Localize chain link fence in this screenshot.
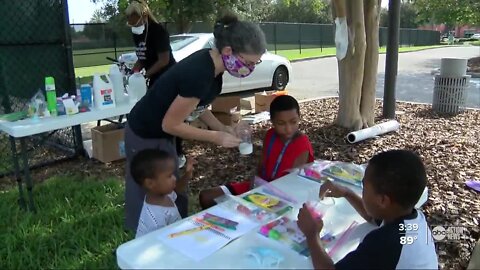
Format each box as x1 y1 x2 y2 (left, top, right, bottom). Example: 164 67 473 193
72 21 441 68
0 0 80 177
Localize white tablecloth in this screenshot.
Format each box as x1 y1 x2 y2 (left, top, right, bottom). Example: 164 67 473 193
116 172 428 269
0 103 134 138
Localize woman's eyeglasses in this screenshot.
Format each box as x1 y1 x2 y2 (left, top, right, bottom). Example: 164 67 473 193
237 54 262 68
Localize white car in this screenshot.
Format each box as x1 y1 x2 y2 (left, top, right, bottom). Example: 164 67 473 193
471 33 480 40
119 33 292 94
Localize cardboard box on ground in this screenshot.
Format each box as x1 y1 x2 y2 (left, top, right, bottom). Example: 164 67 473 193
210 96 246 126
92 123 126 163
192 91 288 127
254 90 288 113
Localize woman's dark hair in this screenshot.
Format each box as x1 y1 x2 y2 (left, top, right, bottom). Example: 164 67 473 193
213 13 267 55
269 95 300 120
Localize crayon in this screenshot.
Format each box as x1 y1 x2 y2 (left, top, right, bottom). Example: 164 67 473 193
168 225 210 238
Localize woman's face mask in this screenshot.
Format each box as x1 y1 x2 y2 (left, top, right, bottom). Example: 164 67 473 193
221 53 258 78
131 24 145 35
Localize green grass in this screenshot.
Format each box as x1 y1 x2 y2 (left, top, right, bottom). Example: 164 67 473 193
276 47 337 60
472 41 480 46
73 47 133 68
0 173 202 269
75 65 110 78
0 176 131 269
277 44 447 61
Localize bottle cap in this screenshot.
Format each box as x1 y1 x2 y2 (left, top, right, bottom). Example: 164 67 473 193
45 76 55 85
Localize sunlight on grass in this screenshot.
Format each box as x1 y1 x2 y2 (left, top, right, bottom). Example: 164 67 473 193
74 65 110 78
0 175 131 269
276 45 446 61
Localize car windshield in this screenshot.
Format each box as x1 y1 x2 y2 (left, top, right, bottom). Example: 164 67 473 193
170 36 198 51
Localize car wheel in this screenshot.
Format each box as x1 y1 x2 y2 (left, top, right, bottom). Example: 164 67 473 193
271 66 289 90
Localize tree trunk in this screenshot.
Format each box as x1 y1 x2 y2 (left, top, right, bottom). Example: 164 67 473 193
333 0 381 131
335 0 366 131
360 0 381 128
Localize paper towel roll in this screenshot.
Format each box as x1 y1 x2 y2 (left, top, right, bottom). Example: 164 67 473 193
346 120 400 144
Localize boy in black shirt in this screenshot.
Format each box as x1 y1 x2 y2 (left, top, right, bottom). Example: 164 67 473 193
298 150 438 269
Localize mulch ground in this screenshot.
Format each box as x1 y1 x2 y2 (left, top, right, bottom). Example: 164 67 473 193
468 56 480 73
1 98 479 269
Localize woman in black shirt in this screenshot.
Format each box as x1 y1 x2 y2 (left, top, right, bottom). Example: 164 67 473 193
125 0 175 88
124 13 267 232
126 0 186 168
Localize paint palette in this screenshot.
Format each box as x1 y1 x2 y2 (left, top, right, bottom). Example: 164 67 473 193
299 160 365 188
321 162 365 187
258 216 345 257
242 192 293 216
219 195 279 223
258 216 310 257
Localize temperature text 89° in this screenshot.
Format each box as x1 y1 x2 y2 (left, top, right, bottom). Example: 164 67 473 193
400 236 418 245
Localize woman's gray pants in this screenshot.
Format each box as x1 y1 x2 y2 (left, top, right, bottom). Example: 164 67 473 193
124 123 188 232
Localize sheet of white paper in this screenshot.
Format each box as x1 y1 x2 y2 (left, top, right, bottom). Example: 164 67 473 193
158 205 259 261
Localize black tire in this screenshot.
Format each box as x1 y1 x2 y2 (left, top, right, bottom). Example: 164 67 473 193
271 66 289 90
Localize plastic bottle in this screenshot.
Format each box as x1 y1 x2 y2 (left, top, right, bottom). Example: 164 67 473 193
56 98 66 116
92 73 116 110
127 71 147 103
109 64 128 105
80 84 93 108
235 121 253 155
45 76 57 116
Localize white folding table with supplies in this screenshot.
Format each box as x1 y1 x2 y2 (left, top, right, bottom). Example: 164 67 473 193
0 102 134 212
115 170 429 269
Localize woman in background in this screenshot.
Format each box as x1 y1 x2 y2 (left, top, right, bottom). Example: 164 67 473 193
125 0 186 168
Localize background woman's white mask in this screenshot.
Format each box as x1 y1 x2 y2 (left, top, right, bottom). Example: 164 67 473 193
131 24 145 35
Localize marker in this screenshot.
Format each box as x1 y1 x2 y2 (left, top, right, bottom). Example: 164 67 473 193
168 225 210 238
193 217 226 232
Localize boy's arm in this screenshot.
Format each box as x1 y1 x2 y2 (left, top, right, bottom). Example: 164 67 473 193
321 181 375 224
174 171 191 194
292 151 311 168
306 235 335 269
175 158 196 194
344 189 375 224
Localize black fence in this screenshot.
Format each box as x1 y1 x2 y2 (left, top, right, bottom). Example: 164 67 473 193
0 0 80 177
71 21 441 68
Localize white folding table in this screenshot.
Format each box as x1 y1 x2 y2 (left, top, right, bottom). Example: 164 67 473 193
0 103 134 211
116 172 429 269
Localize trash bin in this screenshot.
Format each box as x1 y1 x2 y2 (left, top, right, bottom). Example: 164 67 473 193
432 75 470 114
432 58 470 115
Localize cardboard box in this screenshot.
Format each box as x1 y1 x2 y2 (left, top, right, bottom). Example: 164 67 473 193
240 98 254 110
190 119 209 130
213 111 241 126
255 91 277 113
211 96 241 114
92 124 125 163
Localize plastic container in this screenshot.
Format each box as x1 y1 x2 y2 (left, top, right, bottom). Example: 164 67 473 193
127 72 147 103
109 64 128 105
80 84 93 108
235 121 253 155
56 98 66 116
45 76 57 116
93 73 116 110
